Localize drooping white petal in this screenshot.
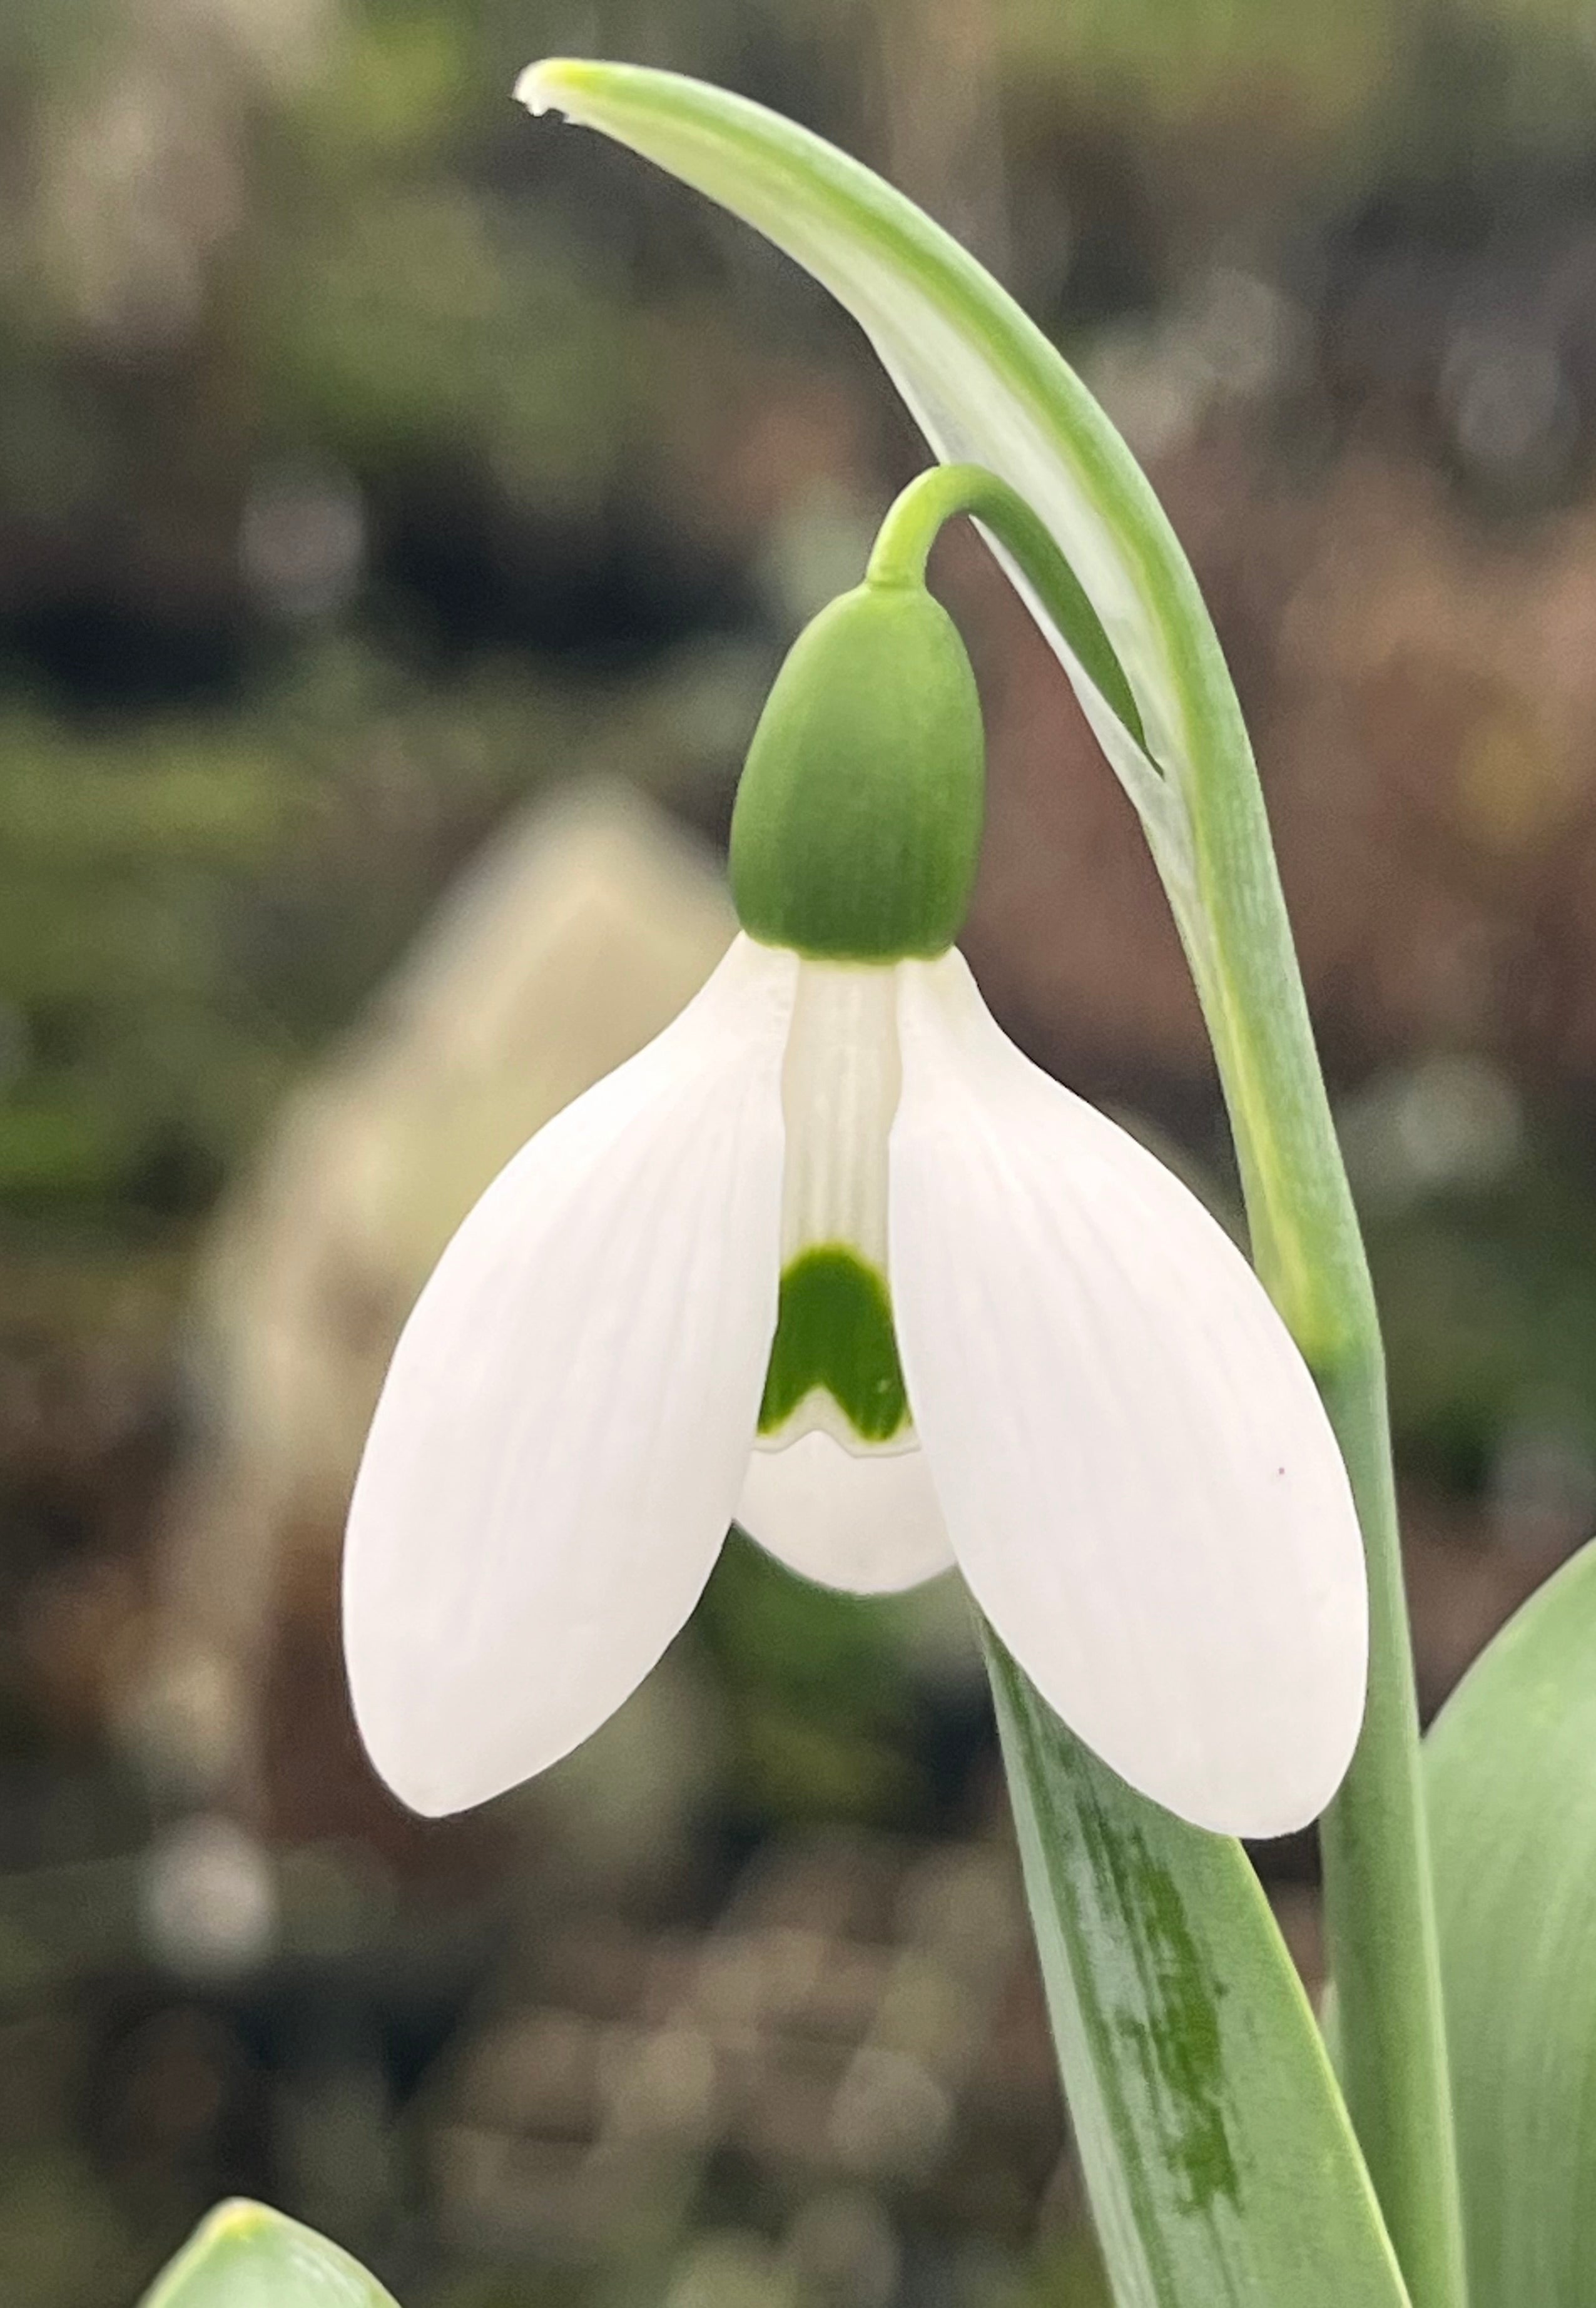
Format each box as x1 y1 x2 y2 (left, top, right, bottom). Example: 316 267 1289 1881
738 1431 954 1594
888 951 1368 1839
343 933 796 1816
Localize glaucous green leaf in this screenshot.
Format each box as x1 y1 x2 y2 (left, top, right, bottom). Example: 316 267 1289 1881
989 1640 1410 2308
1427 1537 1596 2308
140 2201 401 2307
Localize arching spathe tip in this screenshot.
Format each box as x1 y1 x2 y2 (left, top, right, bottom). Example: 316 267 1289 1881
513 58 594 119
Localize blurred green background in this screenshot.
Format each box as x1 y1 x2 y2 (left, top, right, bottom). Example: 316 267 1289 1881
8 0 1596 2300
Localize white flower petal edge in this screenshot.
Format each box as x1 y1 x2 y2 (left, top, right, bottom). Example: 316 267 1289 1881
738 1431 955 1594
888 950 1368 1839
343 933 796 1816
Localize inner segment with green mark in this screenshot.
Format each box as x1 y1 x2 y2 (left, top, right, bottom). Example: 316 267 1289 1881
758 1242 910 1445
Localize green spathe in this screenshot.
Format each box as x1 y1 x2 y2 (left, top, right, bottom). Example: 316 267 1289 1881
758 1242 909 1443
730 580 985 960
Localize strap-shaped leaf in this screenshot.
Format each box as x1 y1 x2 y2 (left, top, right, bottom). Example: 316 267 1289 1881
1427 1538 1596 2307
140 2201 401 2306
990 1640 1410 2307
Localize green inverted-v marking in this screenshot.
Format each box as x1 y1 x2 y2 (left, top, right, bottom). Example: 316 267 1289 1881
758 1243 910 1444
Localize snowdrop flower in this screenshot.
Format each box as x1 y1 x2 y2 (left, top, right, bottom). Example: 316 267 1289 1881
343 574 1367 1837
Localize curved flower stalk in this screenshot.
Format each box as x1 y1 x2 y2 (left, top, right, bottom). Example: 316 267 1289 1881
344 560 1367 1840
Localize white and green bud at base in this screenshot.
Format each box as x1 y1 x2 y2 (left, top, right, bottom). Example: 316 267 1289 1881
729 578 985 962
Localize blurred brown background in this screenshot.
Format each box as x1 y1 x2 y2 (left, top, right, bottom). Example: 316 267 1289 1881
6 0 1596 2300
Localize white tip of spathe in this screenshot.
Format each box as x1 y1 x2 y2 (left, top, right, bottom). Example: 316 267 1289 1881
512 59 579 118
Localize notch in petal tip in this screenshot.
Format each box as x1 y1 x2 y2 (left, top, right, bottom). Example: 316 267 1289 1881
513 59 587 118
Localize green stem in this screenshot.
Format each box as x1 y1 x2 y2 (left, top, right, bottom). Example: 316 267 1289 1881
1170 593 1468 2308
867 463 1147 749
1318 1358 1465 2308
872 465 1466 2308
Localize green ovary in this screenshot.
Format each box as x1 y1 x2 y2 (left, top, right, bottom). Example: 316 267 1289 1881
758 1244 910 1445
728 581 985 961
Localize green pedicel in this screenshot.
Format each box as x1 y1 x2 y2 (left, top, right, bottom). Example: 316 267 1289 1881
758 1243 910 1445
